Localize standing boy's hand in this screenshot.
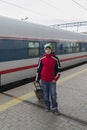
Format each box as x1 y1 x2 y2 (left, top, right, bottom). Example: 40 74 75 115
52 80 56 83
34 80 40 85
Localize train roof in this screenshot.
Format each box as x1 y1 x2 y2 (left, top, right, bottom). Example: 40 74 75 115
0 16 87 42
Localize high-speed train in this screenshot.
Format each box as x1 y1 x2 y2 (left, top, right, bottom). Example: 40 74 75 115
0 16 87 86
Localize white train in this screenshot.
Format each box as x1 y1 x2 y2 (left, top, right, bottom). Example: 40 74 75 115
0 16 87 86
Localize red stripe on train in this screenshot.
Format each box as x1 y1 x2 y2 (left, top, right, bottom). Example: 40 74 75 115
0 55 87 75
60 55 87 62
0 64 38 74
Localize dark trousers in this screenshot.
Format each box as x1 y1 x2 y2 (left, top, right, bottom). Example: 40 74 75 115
41 79 58 110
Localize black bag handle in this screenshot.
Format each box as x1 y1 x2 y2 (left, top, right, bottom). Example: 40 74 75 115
34 81 41 90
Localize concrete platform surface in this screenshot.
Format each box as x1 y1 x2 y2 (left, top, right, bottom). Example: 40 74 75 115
0 64 87 130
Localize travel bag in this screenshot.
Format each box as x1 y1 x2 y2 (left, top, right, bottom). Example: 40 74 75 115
34 82 44 101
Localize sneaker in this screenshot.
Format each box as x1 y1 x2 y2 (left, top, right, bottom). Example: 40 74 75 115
52 109 60 115
45 108 50 112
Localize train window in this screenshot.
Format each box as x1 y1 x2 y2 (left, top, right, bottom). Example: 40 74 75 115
57 42 63 54
39 41 46 57
67 43 73 53
55 41 87 55
75 43 80 52
0 39 28 61
81 43 87 52
57 41 79 54
28 42 40 57
60 42 73 54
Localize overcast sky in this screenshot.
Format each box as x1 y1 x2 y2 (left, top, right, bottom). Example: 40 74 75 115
0 0 87 32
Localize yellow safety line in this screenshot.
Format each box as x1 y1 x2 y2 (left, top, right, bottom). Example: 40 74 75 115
0 91 35 112
57 68 87 84
0 68 87 112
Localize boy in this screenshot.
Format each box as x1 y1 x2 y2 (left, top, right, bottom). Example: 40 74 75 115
35 43 61 114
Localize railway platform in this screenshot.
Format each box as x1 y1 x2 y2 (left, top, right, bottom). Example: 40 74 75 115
0 63 87 130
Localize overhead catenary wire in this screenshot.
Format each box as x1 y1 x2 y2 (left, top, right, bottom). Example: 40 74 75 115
0 0 87 25
40 0 61 11
40 0 87 18
0 0 44 17
0 0 67 20
72 0 87 11
41 0 87 13
0 0 71 21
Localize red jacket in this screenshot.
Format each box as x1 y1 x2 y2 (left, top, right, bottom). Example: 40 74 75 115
36 53 61 82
